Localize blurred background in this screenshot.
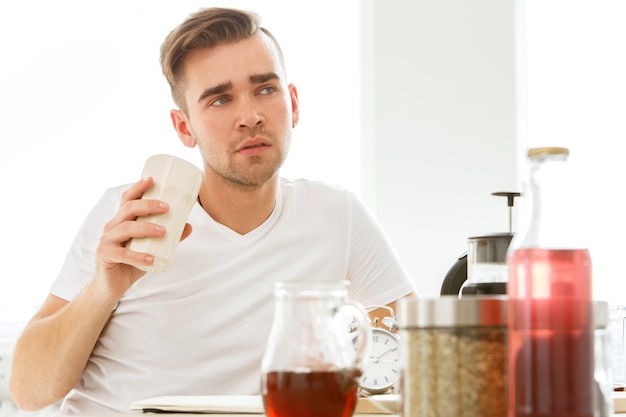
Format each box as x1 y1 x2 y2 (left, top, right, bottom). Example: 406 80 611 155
0 0 624 327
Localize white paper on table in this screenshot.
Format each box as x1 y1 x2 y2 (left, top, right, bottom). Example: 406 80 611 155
129 394 399 414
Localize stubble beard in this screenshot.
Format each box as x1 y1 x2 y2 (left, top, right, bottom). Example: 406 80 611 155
201 134 291 191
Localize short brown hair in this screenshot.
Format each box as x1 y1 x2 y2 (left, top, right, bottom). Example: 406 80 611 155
160 7 285 111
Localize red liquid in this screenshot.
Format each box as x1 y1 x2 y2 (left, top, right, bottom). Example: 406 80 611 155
262 369 360 417
508 248 593 417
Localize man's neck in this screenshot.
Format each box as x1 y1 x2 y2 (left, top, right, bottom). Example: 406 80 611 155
197 174 279 235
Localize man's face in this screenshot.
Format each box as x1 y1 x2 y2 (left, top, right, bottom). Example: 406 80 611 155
174 32 299 189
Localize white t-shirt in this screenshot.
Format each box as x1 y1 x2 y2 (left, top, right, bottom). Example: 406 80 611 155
50 178 416 416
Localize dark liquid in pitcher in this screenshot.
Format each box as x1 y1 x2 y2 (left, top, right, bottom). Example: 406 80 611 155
263 369 360 417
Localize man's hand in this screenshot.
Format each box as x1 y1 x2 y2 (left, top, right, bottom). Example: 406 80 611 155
93 177 191 302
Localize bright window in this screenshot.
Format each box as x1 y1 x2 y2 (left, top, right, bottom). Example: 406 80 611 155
523 0 626 303
0 0 362 323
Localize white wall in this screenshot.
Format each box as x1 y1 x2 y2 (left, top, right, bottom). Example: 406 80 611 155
0 0 522 320
369 0 519 297
0 0 363 324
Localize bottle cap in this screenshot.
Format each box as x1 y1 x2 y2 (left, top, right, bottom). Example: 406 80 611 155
527 147 570 157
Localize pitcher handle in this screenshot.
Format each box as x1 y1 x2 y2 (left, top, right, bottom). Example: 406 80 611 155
339 301 372 371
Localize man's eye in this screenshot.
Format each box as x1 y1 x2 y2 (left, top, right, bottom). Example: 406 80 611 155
259 86 275 95
211 97 229 106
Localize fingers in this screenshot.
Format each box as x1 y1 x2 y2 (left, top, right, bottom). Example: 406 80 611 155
92 177 182 300
100 221 193 271
108 177 158 222
123 176 153 200
104 177 166 230
98 178 169 267
98 220 166 270
95 242 155 272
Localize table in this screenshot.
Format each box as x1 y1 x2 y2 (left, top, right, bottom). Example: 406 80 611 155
112 414 397 417
90 393 626 417
126 395 397 415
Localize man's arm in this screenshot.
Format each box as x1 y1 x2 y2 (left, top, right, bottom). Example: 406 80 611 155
8 288 117 410
9 177 183 411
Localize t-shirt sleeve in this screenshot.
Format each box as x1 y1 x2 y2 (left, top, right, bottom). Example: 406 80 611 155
50 186 125 301
345 191 418 308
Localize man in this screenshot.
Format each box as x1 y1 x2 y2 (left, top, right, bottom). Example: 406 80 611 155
9 7 416 415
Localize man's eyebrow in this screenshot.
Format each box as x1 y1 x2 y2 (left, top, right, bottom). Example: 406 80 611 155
196 73 279 103
249 72 280 84
197 81 233 103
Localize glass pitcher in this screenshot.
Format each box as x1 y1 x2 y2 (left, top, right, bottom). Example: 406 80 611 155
261 280 372 417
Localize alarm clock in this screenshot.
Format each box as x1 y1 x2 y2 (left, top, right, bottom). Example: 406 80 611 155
357 307 401 395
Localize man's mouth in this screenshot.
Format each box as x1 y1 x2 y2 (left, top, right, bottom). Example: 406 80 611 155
237 139 270 155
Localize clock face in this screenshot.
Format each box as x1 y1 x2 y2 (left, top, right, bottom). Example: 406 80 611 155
358 328 401 393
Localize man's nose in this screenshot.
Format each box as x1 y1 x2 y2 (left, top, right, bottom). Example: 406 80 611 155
236 99 264 129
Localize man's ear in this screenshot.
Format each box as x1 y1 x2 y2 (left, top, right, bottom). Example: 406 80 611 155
288 83 300 128
170 109 196 148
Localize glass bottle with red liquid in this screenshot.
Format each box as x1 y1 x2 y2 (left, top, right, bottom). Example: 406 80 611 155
507 147 593 417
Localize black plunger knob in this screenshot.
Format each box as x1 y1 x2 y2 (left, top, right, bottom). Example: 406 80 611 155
492 192 521 233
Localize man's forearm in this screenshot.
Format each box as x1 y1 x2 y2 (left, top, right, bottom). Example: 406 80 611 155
9 280 118 411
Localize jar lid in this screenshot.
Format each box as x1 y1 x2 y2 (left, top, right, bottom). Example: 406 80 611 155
398 296 507 328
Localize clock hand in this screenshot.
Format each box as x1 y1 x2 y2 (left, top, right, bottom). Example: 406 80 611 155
374 347 398 361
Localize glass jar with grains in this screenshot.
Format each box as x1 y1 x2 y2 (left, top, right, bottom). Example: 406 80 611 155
398 296 507 417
